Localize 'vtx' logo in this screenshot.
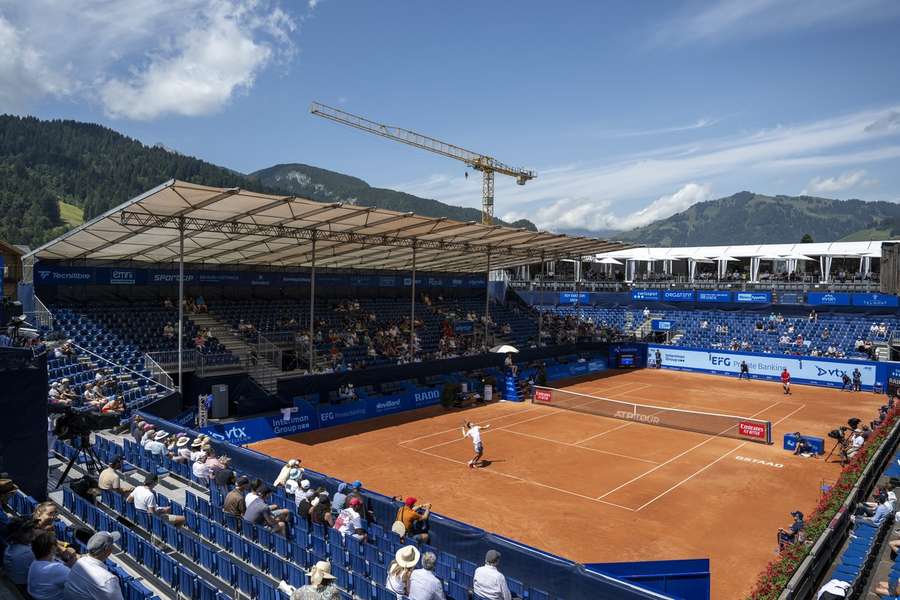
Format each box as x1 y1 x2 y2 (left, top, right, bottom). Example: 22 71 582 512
816 366 846 377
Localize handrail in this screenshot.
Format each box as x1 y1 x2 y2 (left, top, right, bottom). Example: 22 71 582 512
143 352 175 391
71 342 173 392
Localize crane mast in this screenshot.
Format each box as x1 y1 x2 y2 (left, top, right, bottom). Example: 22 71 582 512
310 102 536 225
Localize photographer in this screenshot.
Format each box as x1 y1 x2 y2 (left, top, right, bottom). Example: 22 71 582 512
792 433 813 457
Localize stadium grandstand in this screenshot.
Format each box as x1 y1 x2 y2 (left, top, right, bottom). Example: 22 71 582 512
4 181 900 600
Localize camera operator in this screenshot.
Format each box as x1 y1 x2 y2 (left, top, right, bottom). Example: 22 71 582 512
846 428 865 460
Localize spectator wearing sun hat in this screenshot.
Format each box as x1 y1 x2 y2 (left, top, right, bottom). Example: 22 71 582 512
189 437 205 462
275 458 302 488
172 436 192 463
144 430 168 457
64 531 124 600
386 545 420 598
290 560 338 600
284 467 305 497
332 483 350 513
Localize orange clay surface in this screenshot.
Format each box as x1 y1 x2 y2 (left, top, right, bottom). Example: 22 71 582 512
250 369 885 599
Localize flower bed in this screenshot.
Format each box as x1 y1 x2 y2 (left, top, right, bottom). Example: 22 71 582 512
747 407 900 600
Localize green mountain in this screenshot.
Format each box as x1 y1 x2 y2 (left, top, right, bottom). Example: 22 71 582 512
618 191 900 246
252 163 537 230
0 115 535 249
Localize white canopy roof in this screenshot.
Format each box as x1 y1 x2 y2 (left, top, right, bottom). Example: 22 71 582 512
25 180 635 273
596 240 890 262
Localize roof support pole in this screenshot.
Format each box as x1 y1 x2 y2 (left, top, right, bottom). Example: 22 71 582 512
410 243 417 361
309 235 317 373
177 217 185 394
538 252 545 347
484 250 492 348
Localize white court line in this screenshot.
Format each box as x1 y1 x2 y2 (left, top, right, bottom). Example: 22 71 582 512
634 403 807 511
398 379 643 445
498 428 660 465
405 445 636 511
596 400 782 500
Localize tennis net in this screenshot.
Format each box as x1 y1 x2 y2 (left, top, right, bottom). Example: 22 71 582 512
533 386 772 444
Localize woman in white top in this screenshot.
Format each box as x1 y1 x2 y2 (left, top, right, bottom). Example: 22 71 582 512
386 545 419 599
27 530 74 600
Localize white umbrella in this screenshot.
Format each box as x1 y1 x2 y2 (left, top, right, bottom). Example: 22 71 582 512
716 256 740 262
597 257 623 265
490 344 519 354
782 254 814 261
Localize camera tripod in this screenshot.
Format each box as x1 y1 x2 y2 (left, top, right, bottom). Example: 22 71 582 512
55 434 104 489
824 438 848 465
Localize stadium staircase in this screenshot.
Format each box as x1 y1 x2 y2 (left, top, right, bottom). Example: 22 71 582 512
190 313 281 394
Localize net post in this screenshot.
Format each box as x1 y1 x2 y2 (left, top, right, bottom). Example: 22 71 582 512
766 421 773 445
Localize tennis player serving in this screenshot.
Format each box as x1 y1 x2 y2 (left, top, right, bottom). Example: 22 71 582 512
462 421 491 468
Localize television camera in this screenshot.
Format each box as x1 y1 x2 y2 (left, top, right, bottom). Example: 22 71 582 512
52 407 118 489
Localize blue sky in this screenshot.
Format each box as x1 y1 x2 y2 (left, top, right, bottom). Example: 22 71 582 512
2 0 900 233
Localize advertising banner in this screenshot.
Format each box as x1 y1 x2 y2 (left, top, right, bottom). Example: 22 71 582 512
663 290 695 302
806 292 851 306
559 292 590 305
34 265 95 285
647 345 878 390
734 291 772 304
631 289 660 301
852 293 899 308
777 292 804 305
652 319 674 331
201 404 318 445
697 291 732 303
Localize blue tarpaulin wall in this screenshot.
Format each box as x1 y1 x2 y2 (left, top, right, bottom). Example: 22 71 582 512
588 559 710 600
134 408 675 600
0 348 48 501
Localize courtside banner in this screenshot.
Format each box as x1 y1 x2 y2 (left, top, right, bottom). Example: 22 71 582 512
647 345 879 390
534 388 552 403
738 421 769 442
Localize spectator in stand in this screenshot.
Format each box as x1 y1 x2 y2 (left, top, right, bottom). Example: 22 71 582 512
0 478 19 517
126 473 186 527
473 550 513 600
172 436 193 464
408 551 446 600
275 459 303 488
244 485 287 535
332 483 349 513
214 467 236 490
223 476 250 518
386 545 420 598
310 492 334 528
394 497 432 544
195 295 208 313
290 560 339 600
3 517 36 593
816 579 851 600
284 468 304 498
192 452 212 480
64 531 123 600
144 430 169 457
28 529 75 600
98 456 134 496
336 497 367 542
163 322 175 339
203 447 230 477
189 437 206 462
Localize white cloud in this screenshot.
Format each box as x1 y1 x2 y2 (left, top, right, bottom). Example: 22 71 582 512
652 0 900 47
0 0 298 119
604 118 721 138
0 15 73 111
392 105 900 232
502 183 712 232
801 170 874 195
308 0 320 8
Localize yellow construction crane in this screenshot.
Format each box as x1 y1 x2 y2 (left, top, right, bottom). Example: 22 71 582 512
310 102 536 225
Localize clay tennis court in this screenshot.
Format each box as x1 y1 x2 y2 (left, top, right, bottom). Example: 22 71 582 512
250 370 886 598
